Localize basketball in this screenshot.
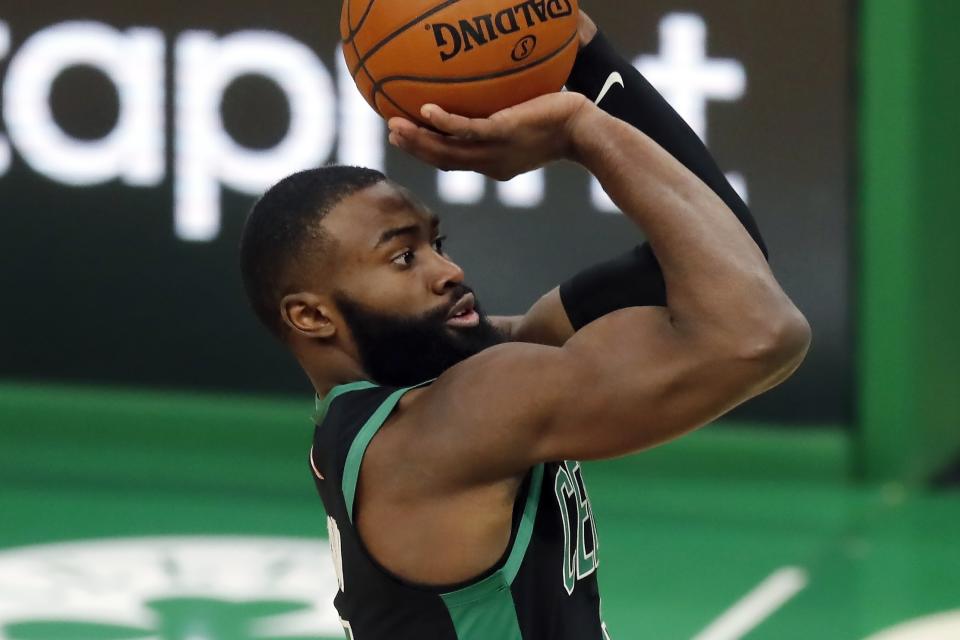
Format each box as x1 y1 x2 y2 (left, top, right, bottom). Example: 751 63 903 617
340 0 580 124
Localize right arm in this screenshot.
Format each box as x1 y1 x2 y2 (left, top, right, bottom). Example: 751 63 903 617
501 12 769 345
565 22 767 258
386 94 810 484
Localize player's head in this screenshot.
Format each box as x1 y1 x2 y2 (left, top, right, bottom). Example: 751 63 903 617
240 165 505 387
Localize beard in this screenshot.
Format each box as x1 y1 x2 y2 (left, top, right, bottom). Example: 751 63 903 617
334 285 507 388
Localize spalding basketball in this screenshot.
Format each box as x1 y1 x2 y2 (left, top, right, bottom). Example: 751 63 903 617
340 0 580 124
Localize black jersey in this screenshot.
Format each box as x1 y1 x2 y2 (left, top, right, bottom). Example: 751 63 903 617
309 380 612 640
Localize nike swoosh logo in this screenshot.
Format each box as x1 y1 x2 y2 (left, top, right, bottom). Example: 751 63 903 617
595 72 624 105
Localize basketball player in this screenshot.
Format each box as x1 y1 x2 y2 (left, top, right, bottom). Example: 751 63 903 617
239 11 810 639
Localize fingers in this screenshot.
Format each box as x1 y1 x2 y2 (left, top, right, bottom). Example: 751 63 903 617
420 104 500 141
576 10 598 49
387 117 418 137
388 118 496 173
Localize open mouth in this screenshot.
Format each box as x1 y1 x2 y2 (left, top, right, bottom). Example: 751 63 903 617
446 294 480 327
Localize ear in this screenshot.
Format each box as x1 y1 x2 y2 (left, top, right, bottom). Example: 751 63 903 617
280 292 337 339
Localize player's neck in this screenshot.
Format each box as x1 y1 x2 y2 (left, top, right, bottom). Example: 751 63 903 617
295 347 370 400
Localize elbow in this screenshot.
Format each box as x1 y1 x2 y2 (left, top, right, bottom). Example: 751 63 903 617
736 304 812 376
770 306 812 366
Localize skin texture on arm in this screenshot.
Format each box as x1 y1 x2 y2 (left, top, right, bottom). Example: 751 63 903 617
488 10 724 349
489 289 573 347
355 90 809 586
384 95 808 480
496 10 772 347
577 8 599 47
489 288 573 346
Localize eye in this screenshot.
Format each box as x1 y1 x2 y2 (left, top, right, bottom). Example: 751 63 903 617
433 235 447 254
392 250 416 268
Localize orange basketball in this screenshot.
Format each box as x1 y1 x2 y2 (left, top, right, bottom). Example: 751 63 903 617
340 0 580 124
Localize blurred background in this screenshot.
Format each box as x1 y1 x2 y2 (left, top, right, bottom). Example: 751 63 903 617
0 1 957 638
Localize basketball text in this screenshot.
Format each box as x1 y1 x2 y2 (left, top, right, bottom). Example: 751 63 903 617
428 0 574 63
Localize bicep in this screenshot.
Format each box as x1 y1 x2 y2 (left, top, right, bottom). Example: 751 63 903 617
538 308 762 461
395 307 764 487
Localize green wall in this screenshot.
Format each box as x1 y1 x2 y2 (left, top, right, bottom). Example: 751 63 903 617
0 383 849 501
860 0 960 482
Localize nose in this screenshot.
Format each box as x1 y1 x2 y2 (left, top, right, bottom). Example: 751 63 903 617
430 252 465 295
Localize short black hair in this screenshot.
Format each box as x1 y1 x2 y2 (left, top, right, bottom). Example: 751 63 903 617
240 165 386 338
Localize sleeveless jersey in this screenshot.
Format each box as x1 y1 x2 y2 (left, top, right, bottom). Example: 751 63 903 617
309 380 612 640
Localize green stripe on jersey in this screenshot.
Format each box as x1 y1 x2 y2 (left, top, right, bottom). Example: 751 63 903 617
314 380 377 424
440 464 545 639
504 464 544 583
341 379 434 523
342 387 406 523
441 573 523 640
333 380 543 637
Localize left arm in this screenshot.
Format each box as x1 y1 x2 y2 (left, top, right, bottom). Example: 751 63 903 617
489 287 572 345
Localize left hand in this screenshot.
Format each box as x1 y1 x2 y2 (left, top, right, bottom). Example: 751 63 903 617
577 8 598 49
387 92 592 182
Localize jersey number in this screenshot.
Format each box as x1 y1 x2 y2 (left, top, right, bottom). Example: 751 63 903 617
554 461 598 595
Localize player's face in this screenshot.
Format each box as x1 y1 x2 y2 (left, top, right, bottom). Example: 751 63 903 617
322 181 505 386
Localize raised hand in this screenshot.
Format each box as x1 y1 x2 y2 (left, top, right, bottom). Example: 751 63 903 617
577 8 598 48
387 92 593 182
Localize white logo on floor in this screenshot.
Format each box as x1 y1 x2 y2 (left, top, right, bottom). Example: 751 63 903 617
864 611 960 640
0 536 344 639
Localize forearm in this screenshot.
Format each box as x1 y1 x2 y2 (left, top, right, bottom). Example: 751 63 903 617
511 29 770 340
533 29 774 335
567 31 767 256
570 105 780 330
505 290 573 345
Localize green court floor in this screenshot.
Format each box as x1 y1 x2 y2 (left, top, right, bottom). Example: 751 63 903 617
1 384 958 639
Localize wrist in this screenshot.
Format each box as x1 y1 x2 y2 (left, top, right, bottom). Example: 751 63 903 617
564 101 607 164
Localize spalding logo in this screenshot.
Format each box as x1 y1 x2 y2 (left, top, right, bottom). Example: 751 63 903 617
428 0 574 63
512 35 538 61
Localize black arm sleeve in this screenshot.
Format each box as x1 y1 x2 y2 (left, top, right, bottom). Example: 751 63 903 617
559 31 769 330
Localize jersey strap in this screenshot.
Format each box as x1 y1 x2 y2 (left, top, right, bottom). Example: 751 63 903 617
314 380 379 424
339 378 435 523
439 463 545 640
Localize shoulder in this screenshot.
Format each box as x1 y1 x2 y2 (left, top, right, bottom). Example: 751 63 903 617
313 382 405 483
317 382 397 430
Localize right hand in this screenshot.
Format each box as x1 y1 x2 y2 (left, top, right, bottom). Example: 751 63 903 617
388 92 594 182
